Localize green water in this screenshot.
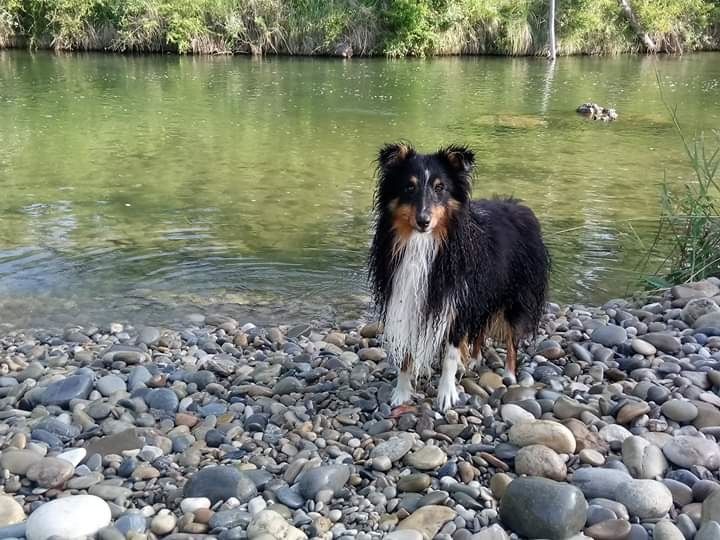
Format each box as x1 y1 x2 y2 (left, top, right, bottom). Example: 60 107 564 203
1 51 719 330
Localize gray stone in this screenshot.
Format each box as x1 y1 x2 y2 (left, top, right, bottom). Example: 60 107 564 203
661 399 698 423
572 467 633 499
614 480 673 519
500 477 587 539
591 325 627 347
694 312 720 329
96 374 126 396
621 436 667 479
702 489 720 523
638 333 681 354
371 435 414 463
40 374 93 407
297 465 350 500
146 388 179 412
184 466 258 504
653 520 684 540
115 512 147 536
210 508 252 529
696 520 720 540
139 326 161 345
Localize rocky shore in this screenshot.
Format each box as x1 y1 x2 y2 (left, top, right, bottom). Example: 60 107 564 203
2 279 720 540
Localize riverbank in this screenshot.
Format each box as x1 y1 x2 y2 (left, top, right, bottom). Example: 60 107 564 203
1 279 720 538
1 0 719 57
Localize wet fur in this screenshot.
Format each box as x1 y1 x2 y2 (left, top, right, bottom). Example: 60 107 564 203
369 143 550 382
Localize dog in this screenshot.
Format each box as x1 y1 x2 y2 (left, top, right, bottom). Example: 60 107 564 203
368 143 550 411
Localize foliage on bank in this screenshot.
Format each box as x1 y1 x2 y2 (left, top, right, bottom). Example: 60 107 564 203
0 0 719 56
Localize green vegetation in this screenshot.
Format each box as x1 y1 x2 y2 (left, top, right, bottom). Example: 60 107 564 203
639 82 720 289
0 0 718 56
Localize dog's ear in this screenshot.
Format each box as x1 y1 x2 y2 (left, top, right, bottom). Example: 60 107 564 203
378 142 415 170
437 145 475 174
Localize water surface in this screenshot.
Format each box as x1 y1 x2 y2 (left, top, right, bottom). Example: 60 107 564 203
1 51 719 329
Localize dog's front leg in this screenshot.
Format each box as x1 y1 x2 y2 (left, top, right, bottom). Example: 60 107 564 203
437 343 460 412
391 353 414 406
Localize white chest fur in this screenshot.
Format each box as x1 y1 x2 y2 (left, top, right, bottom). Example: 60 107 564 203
383 232 452 379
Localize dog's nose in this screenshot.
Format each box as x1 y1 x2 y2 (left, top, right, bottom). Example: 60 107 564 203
416 214 431 230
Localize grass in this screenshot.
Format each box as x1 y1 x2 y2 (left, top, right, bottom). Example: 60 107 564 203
637 75 720 289
0 0 719 56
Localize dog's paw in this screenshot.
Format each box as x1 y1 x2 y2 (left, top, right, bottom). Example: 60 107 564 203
391 379 413 407
436 377 459 412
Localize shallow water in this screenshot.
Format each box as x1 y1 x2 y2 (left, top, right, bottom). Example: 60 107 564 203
1 51 719 329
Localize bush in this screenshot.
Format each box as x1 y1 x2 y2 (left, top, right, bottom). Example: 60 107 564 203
1 0 720 55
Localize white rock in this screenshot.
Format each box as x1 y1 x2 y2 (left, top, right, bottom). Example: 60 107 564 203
25 495 111 540
247 509 307 540
500 404 535 425
180 497 211 513
248 495 267 516
150 510 176 535
56 448 86 467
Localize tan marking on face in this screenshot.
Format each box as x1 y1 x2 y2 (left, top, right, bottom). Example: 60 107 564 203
409 176 418 186
391 203 416 256
431 199 460 243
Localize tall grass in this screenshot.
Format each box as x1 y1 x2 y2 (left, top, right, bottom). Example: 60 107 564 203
1 0 719 55
639 80 720 288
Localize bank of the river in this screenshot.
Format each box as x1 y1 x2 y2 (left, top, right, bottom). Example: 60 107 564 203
1 0 719 57
1 279 720 539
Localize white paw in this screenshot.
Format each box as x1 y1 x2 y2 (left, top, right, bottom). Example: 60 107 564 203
391 375 413 406
436 377 459 412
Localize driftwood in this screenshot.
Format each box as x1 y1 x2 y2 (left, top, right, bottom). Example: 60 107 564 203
617 0 657 52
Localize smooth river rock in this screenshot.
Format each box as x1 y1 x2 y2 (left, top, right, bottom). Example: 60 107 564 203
404 446 447 470
25 495 111 540
614 480 673 519
663 436 720 470
508 420 576 454
396 505 457 540
298 464 350 500
183 466 257 504
0 495 25 526
572 467 633 499
500 477 587 539
39 374 93 407
621 436 667 479
514 444 567 481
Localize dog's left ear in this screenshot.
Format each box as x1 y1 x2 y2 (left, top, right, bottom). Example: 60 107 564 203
378 142 415 171
437 145 475 174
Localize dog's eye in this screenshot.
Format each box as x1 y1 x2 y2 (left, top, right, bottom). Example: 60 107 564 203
405 184 416 194
434 182 445 193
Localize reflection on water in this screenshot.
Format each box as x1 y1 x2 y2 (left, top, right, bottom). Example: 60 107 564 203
0 51 719 329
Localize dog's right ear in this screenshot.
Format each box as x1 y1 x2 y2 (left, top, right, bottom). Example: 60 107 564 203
378 143 414 171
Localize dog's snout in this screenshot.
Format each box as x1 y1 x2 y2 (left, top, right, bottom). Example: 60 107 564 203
416 212 431 231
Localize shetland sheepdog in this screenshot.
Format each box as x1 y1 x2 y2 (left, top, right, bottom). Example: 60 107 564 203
368 143 550 412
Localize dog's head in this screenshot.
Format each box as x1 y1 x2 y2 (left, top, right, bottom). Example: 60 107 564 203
375 143 474 239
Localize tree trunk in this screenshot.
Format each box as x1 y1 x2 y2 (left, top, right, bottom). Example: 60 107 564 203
548 0 556 61
617 0 657 52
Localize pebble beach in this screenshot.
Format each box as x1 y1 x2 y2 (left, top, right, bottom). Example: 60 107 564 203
2 279 720 540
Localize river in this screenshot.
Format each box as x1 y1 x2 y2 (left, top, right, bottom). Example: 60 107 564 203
1 50 719 329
